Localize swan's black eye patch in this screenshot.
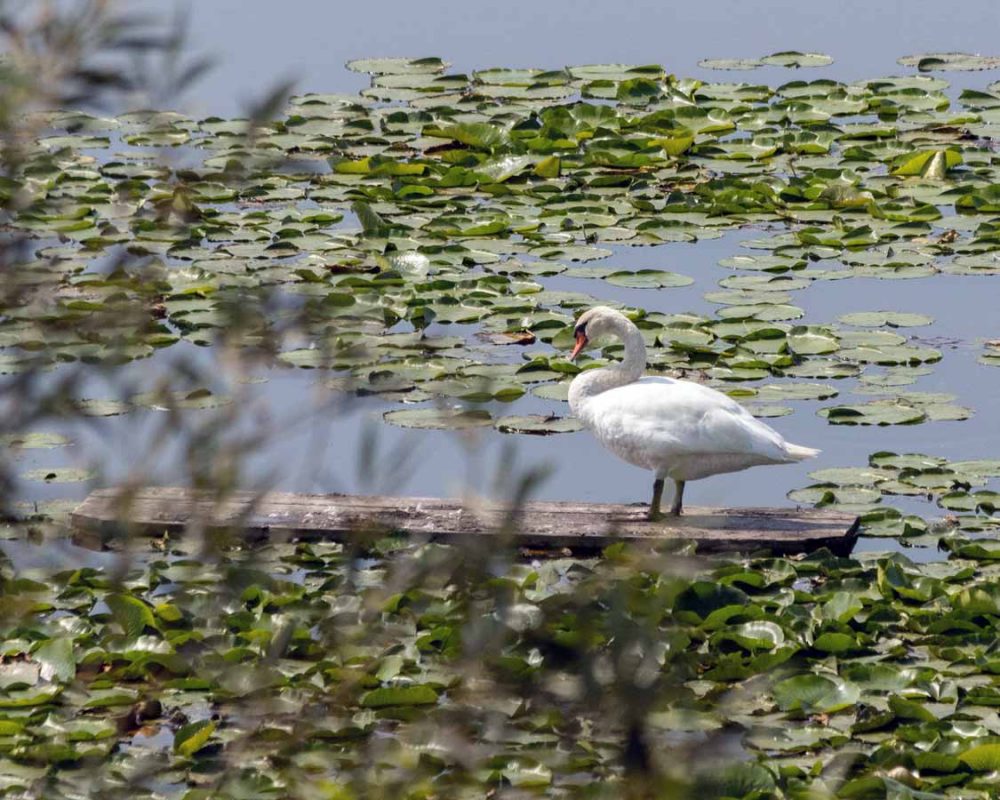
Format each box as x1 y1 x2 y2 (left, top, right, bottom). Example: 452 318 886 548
574 323 587 337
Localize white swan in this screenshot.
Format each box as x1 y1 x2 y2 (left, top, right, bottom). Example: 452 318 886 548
567 306 819 519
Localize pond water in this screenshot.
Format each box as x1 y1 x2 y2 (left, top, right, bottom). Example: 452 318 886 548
7 0 1000 563
141 0 1000 117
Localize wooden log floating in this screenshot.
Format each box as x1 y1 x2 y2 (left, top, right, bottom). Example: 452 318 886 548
71 487 860 555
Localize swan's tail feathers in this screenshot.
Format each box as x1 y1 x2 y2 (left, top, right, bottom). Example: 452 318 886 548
785 443 821 461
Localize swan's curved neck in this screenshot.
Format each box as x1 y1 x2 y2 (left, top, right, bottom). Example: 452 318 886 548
568 316 646 414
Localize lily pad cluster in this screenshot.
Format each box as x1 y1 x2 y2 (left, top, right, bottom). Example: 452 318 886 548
787 450 1000 537
7 55 1000 446
3 532 1000 797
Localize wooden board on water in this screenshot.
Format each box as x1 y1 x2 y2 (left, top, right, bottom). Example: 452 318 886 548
71 487 860 555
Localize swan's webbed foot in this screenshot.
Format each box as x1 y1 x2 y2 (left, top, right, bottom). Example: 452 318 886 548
649 478 686 520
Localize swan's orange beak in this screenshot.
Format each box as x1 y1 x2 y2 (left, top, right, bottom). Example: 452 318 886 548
569 331 588 361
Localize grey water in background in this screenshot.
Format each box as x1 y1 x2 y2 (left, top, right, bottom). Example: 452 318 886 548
137 0 1000 117
10 0 1000 557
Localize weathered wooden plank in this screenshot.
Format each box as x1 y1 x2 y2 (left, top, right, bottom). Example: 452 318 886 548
71 487 860 555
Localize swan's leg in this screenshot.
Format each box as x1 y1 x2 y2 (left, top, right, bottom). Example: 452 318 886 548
648 478 665 521
669 480 685 516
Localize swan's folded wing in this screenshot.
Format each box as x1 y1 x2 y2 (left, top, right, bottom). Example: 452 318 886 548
585 379 791 460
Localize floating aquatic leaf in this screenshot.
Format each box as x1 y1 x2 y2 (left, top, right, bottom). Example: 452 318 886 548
742 403 792 418
131 389 231 411
959 743 1000 771
819 402 927 426
938 490 1000 512
899 52 1000 72
67 399 133 417
715 621 785 650
174 720 216 757
360 685 438 707
382 407 493 430
532 244 613 262
502 762 552 788
531 382 571 402
787 484 882 507
808 467 893 486
20 468 94 484
891 148 962 178
0 433 72 449
427 121 509 152
106 593 158 641
812 632 859 655
346 57 448 75
773 674 859 714
33 638 75 684
698 58 762 71
379 252 431 279
604 270 694 289
948 459 1000 477
760 51 834 68
421 379 524 403
494 415 583 435
838 311 934 328
694 763 776 798
787 326 839 355
837 343 941 366
754 383 838 402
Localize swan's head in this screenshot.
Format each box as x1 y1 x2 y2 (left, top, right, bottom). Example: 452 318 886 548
569 305 628 360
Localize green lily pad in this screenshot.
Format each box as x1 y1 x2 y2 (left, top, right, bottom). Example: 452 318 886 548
360 685 438 707
819 402 927 426
20 468 95 484
743 403 793 418
959 743 1000 771
808 467 893 486
494 415 583 435
70 399 132 417
760 51 834 68
346 57 448 75
131 389 231 411
899 52 1000 72
787 484 882 506
382 407 493 430
0 433 72 449
604 270 694 289
33 638 75 684
948 460 1000 477
754 383 838 402
174 720 216 757
891 149 962 178
698 58 763 71
531 382 571 402
772 674 859 714
838 311 934 328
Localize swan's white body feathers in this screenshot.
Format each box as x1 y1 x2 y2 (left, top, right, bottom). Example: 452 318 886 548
574 376 813 481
